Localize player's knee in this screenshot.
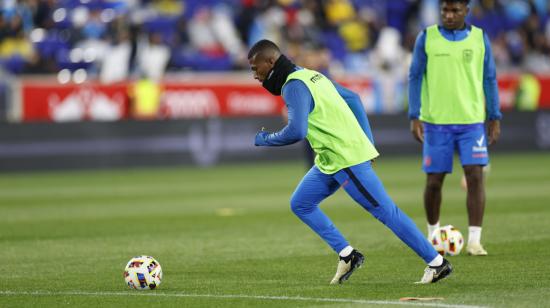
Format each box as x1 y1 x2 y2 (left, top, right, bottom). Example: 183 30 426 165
290 195 314 216
426 178 443 192
465 171 483 186
464 166 483 185
372 203 395 225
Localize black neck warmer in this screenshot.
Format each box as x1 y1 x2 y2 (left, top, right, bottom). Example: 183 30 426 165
262 55 296 96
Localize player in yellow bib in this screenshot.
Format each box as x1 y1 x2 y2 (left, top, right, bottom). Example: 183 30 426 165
408 0 502 256
249 39 452 285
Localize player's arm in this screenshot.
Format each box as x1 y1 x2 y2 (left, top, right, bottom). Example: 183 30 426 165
408 30 427 143
254 80 311 146
332 82 375 145
482 32 502 145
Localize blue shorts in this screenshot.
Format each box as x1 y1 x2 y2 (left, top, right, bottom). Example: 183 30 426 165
423 125 489 173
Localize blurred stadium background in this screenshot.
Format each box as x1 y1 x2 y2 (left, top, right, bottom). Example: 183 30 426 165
0 0 549 170
2 1 550 306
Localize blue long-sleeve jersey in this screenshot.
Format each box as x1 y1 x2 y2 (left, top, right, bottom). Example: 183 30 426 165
408 25 502 124
258 78 374 146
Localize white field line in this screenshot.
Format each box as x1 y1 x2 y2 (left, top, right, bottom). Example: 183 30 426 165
0 290 488 308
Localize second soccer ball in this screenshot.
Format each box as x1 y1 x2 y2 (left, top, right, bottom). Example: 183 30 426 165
430 225 464 256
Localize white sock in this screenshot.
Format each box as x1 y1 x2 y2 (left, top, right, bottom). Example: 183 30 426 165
339 245 354 257
468 226 482 245
428 254 443 267
427 222 440 238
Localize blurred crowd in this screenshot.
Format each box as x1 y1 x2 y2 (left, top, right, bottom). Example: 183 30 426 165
0 0 549 82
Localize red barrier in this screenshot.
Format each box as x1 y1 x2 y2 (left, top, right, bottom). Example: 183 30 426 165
538 75 550 109
21 82 129 122
18 74 550 122
159 83 285 119
20 80 286 122
497 75 519 110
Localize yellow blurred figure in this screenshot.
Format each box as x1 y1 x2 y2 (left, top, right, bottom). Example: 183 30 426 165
516 73 541 111
151 0 184 16
0 37 35 60
129 78 162 120
277 0 296 6
339 20 369 52
325 0 356 25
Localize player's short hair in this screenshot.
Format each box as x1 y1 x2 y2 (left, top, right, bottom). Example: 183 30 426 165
440 0 470 4
248 39 281 60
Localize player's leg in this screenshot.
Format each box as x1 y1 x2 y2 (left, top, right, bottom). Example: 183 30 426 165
290 166 365 284
457 127 489 256
333 161 452 283
463 165 485 227
425 173 446 235
423 130 454 237
461 164 490 190
290 165 344 252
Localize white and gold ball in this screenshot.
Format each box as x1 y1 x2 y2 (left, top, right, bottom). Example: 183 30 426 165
123 256 163 290
430 225 464 256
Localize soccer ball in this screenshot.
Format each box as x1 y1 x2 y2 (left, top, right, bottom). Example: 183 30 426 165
123 256 163 290
430 225 464 256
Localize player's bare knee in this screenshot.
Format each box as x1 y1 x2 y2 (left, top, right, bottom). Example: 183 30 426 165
426 179 443 192
465 173 483 186
426 174 445 192
464 166 483 185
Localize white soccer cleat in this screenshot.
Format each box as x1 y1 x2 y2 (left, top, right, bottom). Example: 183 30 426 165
466 243 488 256
416 258 453 284
330 249 365 285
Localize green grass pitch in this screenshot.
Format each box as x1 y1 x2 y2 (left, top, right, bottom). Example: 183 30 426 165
1 152 549 307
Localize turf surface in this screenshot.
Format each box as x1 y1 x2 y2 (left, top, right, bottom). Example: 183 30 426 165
1 153 549 307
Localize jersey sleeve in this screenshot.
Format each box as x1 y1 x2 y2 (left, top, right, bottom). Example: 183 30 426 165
408 30 427 120
482 31 502 121
256 80 312 146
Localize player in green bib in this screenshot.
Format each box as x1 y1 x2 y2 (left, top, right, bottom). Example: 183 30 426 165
249 40 452 285
408 0 502 256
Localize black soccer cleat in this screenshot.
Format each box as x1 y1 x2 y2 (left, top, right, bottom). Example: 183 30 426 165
416 258 453 284
330 249 365 285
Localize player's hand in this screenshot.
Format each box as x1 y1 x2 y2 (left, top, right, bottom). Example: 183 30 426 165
488 120 500 145
254 128 269 146
410 119 424 143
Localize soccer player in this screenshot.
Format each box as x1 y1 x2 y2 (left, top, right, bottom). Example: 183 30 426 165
248 39 452 284
408 0 502 256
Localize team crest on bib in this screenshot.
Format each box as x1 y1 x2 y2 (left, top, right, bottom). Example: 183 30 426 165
463 49 473 63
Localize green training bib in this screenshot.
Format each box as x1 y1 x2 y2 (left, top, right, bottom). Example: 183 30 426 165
420 25 486 124
285 69 379 174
